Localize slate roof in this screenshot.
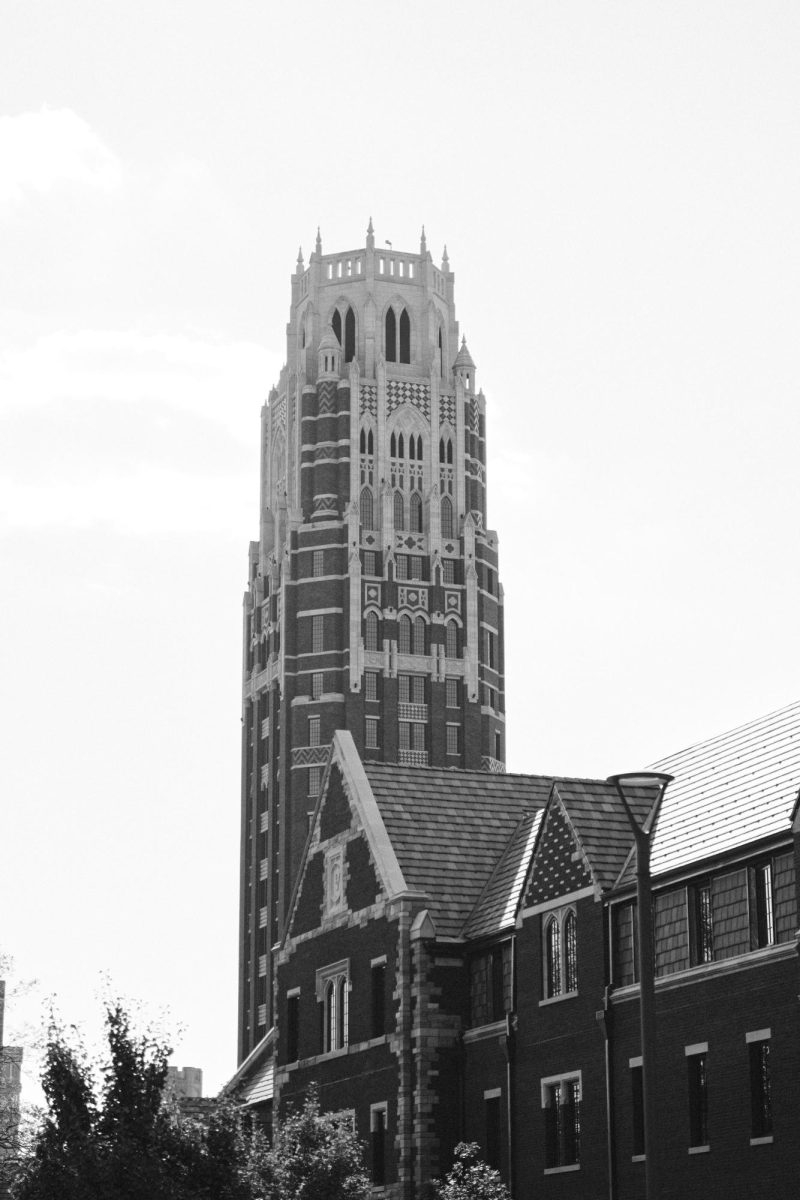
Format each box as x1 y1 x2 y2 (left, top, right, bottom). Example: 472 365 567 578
554 780 658 892
640 700 800 881
463 810 544 940
363 763 552 938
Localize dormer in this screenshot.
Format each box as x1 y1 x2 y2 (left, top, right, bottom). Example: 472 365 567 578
318 324 341 380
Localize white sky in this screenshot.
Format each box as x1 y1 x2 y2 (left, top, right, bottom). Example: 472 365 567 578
2 1 798 1100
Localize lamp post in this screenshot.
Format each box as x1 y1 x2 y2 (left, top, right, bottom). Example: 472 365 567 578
608 772 673 1200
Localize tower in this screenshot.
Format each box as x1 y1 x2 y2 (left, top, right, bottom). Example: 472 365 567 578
238 223 506 1061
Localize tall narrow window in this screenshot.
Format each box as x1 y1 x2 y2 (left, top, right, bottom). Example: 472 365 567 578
446 724 459 755
438 326 444 375
398 616 412 654
485 1093 501 1171
564 911 578 993
691 881 714 964
360 486 374 530
543 1075 581 1169
393 490 404 530
545 916 562 998
365 717 379 749
441 495 454 538
365 671 378 702
687 1047 709 1148
410 491 423 533
748 1033 772 1140
413 617 426 655
371 1105 387 1185
442 558 456 583
409 555 423 580
308 766 321 798
313 550 324 577
371 961 387 1038
399 308 410 363
445 621 459 658
385 308 397 362
312 615 323 653
332 309 342 345
446 677 459 707
630 1061 644 1157
395 555 408 581
363 550 376 576
365 612 379 652
751 862 775 948
337 976 347 1049
286 993 300 1062
344 306 355 362
308 716 320 746
311 672 323 700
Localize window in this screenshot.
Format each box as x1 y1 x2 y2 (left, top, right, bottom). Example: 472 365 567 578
409 491 423 533
543 1074 581 1170
393 490 404 530
385 308 397 363
412 675 425 703
286 992 299 1063
311 672 323 700
365 717 379 749
470 944 511 1026
446 677 459 707
365 671 378 702
313 550 324 577
690 880 714 964
442 558 456 583
412 617 426 655
395 554 408 581
308 715 320 746
312 615 323 653
320 967 349 1053
543 908 578 999
344 306 355 362
399 308 410 362
399 721 426 752
445 621 459 658
441 495 454 538
485 1092 502 1171
371 1104 387 1185
386 306 411 363
747 1032 772 1140
398 615 412 654
308 766 321 798
495 730 503 760
485 629 497 669
613 901 639 985
446 724 459 755
363 550 376 575
360 487 374 530
365 611 380 652
630 1060 644 1158
409 554 423 580
371 959 387 1038
751 862 775 948
686 1045 709 1149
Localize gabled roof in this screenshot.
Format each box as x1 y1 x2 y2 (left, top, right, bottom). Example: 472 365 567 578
641 700 800 881
463 810 544 940
363 762 552 938
553 780 657 892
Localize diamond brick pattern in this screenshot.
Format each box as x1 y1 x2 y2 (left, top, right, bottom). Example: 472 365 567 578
360 383 377 418
439 394 455 426
387 379 430 420
526 803 592 907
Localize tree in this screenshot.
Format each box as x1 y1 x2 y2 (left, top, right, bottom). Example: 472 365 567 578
435 1142 511 1200
249 1086 370 1200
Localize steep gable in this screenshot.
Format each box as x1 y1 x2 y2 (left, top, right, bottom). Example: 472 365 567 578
525 795 593 907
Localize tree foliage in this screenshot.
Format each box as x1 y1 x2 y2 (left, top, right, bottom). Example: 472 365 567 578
435 1142 511 1200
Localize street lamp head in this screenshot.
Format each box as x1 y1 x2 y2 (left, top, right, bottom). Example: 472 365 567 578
607 771 674 791
607 772 674 837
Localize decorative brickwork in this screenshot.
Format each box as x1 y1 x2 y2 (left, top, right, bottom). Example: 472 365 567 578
525 802 592 906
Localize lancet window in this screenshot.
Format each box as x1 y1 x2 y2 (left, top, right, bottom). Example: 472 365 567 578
389 425 425 514
331 305 356 363
439 433 454 498
385 306 411 364
360 425 375 488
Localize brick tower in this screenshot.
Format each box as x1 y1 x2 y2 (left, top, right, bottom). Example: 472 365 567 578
238 222 506 1060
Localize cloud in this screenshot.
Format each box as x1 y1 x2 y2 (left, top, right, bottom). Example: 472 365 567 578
0 107 122 208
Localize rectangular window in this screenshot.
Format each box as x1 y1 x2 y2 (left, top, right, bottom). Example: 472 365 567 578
286 992 300 1062
751 862 775 948
399 722 410 751
312 614 324 653
442 558 456 583
485 630 496 669
311 672 323 700
313 550 324 577
446 677 459 707
630 1060 644 1158
495 730 503 760
747 1032 772 1140
395 555 408 581
446 724 459 755
308 716 320 747
543 1075 581 1170
365 671 378 702
485 1093 502 1171
365 717 379 750
363 551 376 576
686 1046 709 1149
371 1104 387 1185
412 722 425 751
412 675 425 704
398 674 410 704
308 766 321 798
371 961 387 1038
690 881 714 964
410 555 423 580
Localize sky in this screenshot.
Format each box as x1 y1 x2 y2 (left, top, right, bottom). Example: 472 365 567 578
1 1 799 1101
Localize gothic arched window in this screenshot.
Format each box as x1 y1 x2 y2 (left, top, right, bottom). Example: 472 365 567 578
445 620 458 659
365 611 379 651
447 439 453 464
438 326 444 375
409 491 423 533
385 308 397 363
367 428 374 454
441 496 453 539
332 309 342 345
398 615 412 654
413 617 426 656
399 308 410 363
344 307 356 363
393 490 404 530
390 432 397 457
565 911 578 993
337 976 348 1047
360 486 374 530
545 916 562 999
324 979 336 1053
360 428 366 454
